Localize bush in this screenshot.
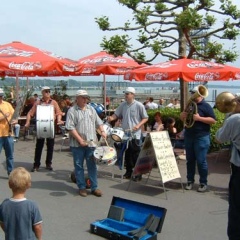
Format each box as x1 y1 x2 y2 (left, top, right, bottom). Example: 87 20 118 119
146 108 226 152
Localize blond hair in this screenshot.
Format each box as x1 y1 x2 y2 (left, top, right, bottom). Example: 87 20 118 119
9 167 31 193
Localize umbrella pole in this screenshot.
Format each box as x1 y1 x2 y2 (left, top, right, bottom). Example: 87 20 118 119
103 74 106 114
16 73 19 101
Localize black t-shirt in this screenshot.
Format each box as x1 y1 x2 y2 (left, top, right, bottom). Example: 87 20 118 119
185 100 216 138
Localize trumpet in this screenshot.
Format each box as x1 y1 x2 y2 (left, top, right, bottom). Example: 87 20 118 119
184 85 208 128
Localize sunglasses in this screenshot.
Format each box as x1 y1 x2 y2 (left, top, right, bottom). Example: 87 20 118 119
125 92 131 95
44 90 50 93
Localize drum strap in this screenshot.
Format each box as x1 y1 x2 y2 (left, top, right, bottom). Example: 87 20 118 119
39 99 52 105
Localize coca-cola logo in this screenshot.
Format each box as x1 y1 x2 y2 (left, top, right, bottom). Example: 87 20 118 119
9 62 42 71
234 72 240 79
195 72 220 81
0 47 34 57
187 61 224 69
80 56 127 65
82 67 97 74
115 67 135 74
145 72 168 81
63 64 78 72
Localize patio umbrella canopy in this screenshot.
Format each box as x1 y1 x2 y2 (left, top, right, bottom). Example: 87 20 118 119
0 41 82 77
78 51 144 76
124 58 240 82
78 51 145 110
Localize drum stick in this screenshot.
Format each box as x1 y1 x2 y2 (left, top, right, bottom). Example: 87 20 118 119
104 138 109 147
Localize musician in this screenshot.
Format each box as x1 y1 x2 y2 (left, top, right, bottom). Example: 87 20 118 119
25 86 63 172
108 87 149 181
215 96 240 240
0 88 15 175
180 86 216 192
65 89 106 197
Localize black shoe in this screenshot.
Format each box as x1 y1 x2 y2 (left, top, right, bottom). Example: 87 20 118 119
123 172 132 179
46 164 53 171
31 167 39 172
132 175 142 182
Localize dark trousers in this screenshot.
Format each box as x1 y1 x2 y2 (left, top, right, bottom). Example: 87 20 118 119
34 138 54 167
124 139 141 174
228 164 240 240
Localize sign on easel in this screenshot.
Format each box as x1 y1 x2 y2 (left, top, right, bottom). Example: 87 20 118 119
132 131 181 183
132 134 156 176
149 131 181 183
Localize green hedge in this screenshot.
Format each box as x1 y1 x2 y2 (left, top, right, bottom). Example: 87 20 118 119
146 108 226 152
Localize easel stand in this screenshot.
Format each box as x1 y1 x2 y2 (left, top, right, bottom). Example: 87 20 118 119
127 131 184 199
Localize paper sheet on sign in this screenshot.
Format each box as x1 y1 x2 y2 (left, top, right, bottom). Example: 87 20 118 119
150 131 181 183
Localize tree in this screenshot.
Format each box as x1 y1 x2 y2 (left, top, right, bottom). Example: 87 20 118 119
95 0 240 108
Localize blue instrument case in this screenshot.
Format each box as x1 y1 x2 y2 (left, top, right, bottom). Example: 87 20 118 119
90 196 167 240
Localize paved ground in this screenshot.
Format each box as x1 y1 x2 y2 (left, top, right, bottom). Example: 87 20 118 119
0 135 230 240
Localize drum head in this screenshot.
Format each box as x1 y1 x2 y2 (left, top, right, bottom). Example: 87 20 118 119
111 128 124 142
94 146 117 166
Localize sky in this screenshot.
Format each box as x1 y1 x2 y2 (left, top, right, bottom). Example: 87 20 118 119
1 0 240 84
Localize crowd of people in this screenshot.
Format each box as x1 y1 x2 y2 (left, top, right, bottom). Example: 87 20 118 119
0 84 240 240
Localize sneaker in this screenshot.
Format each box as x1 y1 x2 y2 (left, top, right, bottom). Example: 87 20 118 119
197 184 208 192
79 189 87 197
31 167 39 172
46 164 53 171
185 182 193 190
91 189 102 197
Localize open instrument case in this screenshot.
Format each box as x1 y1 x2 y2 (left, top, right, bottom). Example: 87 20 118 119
90 196 167 240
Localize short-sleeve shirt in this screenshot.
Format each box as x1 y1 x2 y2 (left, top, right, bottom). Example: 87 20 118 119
216 113 240 167
185 100 216 138
0 101 14 137
65 104 103 147
0 198 42 240
114 100 148 139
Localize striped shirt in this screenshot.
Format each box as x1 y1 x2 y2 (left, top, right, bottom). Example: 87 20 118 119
65 104 103 147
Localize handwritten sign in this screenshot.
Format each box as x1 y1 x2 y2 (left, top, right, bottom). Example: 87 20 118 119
149 131 181 183
133 134 156 176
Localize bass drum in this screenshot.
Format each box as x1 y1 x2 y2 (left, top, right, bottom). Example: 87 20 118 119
36 105 55 139
94 146 117 166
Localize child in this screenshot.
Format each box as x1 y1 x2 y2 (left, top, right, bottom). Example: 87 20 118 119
0 167 43 240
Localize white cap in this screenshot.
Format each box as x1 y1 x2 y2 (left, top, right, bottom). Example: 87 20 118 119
41 86 51 92
189 86 198 93
124 87 136 94
76 89 90 99
0 88 4 96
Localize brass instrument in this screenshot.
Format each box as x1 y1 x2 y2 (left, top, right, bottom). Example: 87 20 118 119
184 85 208 128
215 92 237 113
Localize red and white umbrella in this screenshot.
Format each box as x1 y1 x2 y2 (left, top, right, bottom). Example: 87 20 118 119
124 58 240 82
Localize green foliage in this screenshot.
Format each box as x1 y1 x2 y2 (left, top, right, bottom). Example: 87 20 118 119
95 0 240 63
147 108 226 152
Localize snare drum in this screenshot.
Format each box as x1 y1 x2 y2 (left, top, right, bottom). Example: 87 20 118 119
97 123 113 137
111 127 124 142
93 146 117 166
36 105 55 139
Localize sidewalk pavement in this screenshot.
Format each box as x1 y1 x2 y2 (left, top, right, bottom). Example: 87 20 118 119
0 135 230 240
